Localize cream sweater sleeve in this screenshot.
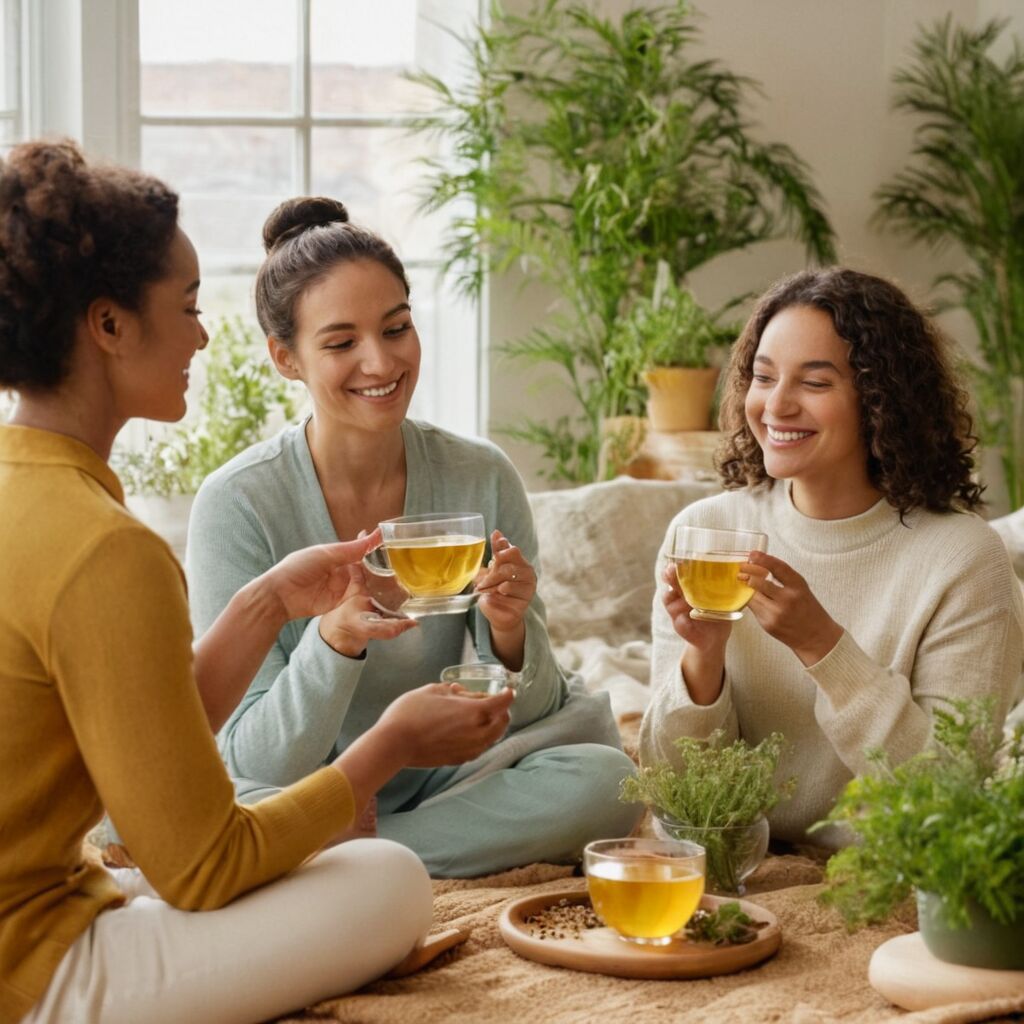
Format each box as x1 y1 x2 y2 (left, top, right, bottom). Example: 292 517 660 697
807 526 1024 775
49 526 356 910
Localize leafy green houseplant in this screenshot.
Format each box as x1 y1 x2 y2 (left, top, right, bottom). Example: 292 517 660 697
816 699 1024 970
874 17 1024 509
114 317 299 498
621 730 794 894
411 0 835 483
616 261 738 432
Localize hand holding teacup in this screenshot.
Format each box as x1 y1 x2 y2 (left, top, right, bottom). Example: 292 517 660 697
739 551 843 667
318 560 419 657
475 529 536 633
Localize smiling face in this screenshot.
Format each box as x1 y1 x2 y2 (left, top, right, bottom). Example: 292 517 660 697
108 228 209 422
744 304 875 508
270 258 420 435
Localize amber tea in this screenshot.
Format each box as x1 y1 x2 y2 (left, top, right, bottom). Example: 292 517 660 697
677 554 754 615
583 838 706 945
672 526 768 622
385 536 486 597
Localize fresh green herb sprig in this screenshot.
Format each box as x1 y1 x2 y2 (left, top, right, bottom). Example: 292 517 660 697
814 698 1024 931
685 902 765 945
621 731 794 892
621 730 793 828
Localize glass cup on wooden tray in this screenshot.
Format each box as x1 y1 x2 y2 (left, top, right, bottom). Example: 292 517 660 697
670 525 768 622
584 837 706 946
362 513 486 618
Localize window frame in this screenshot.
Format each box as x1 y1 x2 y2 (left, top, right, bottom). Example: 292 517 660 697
128 0 485 435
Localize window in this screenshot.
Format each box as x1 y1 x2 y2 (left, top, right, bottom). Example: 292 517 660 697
133 0 482 437
0 0 22 148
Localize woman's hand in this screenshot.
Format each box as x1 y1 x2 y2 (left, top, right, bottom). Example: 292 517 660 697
476 530 536 631
660 561 733 652
268 529 383 622
375 683 515 766
660 561 731 705
317 561 419 658
475 530 534 670
741 551 843 666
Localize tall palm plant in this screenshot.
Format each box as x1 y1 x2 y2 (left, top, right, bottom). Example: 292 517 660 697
875 17 1024 509
411 0 835 483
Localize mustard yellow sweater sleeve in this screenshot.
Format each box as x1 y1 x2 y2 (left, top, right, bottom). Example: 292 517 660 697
50 524 355 910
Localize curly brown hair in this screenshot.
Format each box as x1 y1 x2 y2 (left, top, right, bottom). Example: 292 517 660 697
0 139 179 390
716 267 983 514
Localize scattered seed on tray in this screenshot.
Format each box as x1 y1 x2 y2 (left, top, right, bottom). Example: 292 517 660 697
524 898 602 940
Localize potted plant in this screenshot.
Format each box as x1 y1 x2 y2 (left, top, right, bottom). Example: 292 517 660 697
411 0 835 484
113 317 299 555
620 730 794 895
614 261 738 433
874 17 1024 509
815 699 1024 970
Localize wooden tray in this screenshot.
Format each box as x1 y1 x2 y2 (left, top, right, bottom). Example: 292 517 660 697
499 887 781 980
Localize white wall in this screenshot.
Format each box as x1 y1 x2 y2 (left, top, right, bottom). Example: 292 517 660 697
487 0 1023 514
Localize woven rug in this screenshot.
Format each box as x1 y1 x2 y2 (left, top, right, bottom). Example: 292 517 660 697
273 854 1024 1024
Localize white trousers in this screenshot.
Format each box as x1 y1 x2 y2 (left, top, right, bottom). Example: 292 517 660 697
23 839 432 1024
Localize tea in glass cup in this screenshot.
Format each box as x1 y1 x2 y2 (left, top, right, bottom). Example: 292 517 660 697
440 662 519 696
584 837 706 945
671 525 768 622
365 513 486 617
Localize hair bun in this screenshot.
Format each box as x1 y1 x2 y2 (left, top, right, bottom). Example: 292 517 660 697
262 196 349 252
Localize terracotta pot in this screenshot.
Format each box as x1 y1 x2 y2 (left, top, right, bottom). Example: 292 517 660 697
916 890 1024 970
643 366 720 432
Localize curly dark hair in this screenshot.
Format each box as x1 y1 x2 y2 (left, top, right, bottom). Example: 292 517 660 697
0 139 179 390
716 267 983 515
255 195 410 347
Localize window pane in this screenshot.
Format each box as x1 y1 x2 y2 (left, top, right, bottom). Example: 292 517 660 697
139 0 298 115
310 0 479 115
0 118 16 148
405 265 478 437
311 126 456 263
143 126 295 270
1 0 18 115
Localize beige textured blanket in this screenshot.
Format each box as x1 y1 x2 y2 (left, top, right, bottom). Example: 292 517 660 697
275 856 1024 1024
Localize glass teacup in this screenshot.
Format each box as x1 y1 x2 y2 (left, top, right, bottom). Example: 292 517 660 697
440 662 520 696
363 513 486 617
670 525 768 622
584 837 706 945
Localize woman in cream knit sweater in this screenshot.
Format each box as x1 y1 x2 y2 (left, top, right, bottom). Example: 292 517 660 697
640 268 1024 843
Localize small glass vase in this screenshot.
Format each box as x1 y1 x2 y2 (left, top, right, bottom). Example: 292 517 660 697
651 813 769 895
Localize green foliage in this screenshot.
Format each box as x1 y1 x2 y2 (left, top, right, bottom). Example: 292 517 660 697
685 901 763 945
613 261 740 369
621 729 792 827
874 17 1024 508
411 0 835 483
621 731 793 891
815 699 1024 931
113 318 299 496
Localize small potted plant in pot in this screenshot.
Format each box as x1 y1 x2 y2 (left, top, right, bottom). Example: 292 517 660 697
815 699 1024 970
620 730 794 895
614 263 737 433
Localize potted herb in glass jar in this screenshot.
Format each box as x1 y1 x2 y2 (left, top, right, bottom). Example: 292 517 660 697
620 730 794 895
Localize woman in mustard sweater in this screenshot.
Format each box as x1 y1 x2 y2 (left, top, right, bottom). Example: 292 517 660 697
0 141 513 1024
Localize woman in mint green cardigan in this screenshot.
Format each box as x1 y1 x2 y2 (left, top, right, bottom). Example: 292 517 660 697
186 196 639 877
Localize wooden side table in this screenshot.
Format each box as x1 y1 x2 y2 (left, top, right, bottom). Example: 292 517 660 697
623 429 723 483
